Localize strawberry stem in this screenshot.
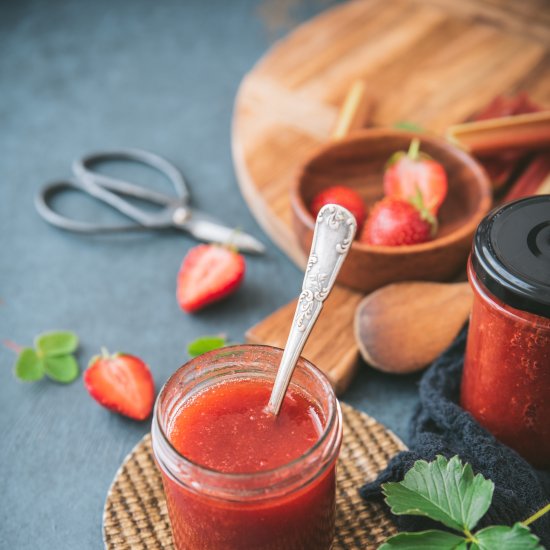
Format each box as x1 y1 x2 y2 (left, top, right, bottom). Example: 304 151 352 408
101 347 110 359
2 339 24 354
408 138 421 160
220 229 242 254
522 503 550 527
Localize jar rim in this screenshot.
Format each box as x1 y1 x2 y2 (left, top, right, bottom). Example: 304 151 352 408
152 344 342 498
468 259 550 327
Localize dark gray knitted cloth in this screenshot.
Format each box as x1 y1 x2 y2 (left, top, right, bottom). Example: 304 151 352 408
360 326 550 545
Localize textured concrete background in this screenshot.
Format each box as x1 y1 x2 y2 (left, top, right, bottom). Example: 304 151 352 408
0 1 421 547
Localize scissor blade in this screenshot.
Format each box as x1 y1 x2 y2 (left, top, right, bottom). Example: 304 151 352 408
178 211 265 254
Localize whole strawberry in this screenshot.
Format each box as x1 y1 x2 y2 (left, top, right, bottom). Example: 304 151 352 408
310 185 367 232
84 350 155 420
384 138 448 215
177 244 245 313
360 197 436 246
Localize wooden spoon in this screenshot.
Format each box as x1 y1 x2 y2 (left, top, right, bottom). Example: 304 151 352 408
354 281 472 374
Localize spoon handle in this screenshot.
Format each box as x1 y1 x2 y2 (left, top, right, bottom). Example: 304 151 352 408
268 204 357 415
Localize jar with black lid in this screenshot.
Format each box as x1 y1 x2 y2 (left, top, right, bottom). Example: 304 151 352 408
461 195 550 468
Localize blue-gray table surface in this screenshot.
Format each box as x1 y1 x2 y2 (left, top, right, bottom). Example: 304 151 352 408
0 1 421 547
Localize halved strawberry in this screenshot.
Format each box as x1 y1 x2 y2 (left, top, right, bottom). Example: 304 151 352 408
310 185 367 233
84 351 155 420
177 244 245 313
384 139 448 215
360 197 436 246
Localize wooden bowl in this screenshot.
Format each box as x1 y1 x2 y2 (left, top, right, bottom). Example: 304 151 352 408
291 129 492 293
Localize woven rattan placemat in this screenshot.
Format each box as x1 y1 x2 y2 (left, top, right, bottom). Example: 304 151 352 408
103 402 406 549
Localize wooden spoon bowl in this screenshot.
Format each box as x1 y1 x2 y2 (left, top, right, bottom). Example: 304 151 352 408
291 129 492 292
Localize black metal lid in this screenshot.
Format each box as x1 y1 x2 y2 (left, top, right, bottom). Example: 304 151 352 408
472 195 550 319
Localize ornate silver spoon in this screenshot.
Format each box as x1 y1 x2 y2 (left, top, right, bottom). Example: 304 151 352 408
267 204 357 415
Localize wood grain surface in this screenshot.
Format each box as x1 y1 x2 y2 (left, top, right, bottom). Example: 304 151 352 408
246 285 364 394
233 0 550 266
354 281 473 373
235 0 550 392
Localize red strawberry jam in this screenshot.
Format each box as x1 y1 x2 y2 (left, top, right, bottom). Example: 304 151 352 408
461 262 550 466
460 197 550 467
152 346 342 550
168 378 322 473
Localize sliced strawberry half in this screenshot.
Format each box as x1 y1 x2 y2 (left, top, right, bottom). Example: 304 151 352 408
177 244 245 313
384 139 448 215
84 351 155 420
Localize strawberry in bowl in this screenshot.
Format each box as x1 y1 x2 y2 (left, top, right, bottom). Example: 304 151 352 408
384 138 448 216
291 129 492 292
310 185 367 233
360 196 436 246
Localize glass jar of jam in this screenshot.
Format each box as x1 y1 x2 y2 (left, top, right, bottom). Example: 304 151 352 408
461 195 550 468
152 345 342 550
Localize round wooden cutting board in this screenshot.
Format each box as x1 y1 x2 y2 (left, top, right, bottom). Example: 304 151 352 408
233 0 550 393
232 0 550 267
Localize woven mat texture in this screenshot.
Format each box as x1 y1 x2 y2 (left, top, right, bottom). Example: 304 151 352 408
103 403 406 549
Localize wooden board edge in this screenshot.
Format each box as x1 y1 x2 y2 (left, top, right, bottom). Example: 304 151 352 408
231 81 307 269
229 1 359 269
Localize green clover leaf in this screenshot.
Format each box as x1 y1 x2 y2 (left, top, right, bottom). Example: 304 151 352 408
44 355 79 383
11 330 80 384
14 348 44 381
35 331 78 357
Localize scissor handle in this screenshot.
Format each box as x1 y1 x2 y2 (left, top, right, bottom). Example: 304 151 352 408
34 180 156 233
36 148 192 233
73 148 190 205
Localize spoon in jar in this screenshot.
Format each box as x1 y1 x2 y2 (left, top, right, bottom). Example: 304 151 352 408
267 204 357 415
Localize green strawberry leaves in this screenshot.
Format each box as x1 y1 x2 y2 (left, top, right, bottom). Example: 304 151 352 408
187 335 228 357
379 530 466 549
383 455 493 532
15 348 44 381
393 121 425 133
409 188 438 236
471 523 541 550
35 331 78 356
12 331 80 384
44 355 80 383
379 456 546 550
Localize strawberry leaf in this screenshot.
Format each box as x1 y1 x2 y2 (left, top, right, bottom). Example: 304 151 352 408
44 355 79 383
35 331 78 357
187 335 227 357
379 530 467 549
393 121 425 133
409 188 438 236
386 151 407 168
471 523 542 550
14 348 44 381
382 455 494 532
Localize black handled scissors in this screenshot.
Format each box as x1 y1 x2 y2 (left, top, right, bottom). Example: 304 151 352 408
35 148 265 254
